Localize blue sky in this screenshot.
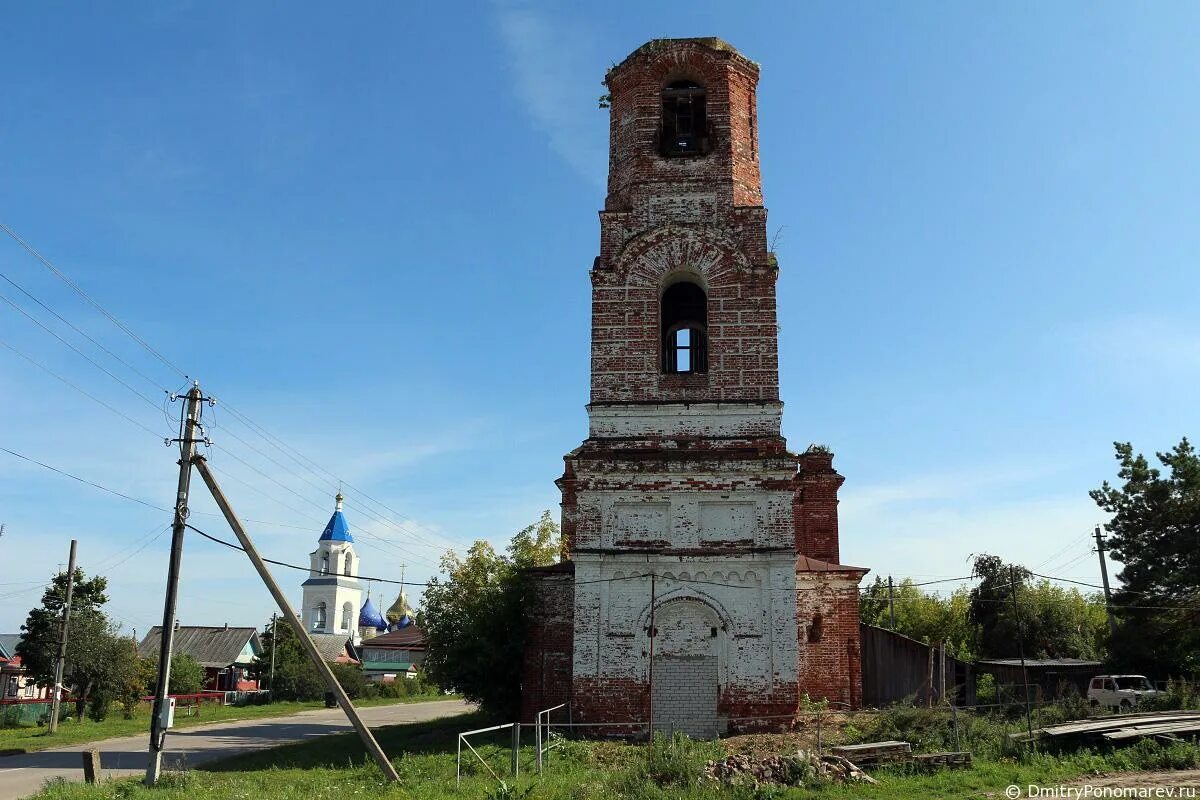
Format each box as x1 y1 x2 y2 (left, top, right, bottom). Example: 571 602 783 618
2 2 1198 635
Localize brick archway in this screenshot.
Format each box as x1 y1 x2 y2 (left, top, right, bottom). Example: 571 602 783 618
649 597 722 738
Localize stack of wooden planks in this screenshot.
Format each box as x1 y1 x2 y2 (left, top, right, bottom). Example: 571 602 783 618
829 742 972 771
1010 711 1200 745
829 741 912 766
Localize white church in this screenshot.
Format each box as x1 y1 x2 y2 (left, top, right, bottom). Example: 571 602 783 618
301 493 412 648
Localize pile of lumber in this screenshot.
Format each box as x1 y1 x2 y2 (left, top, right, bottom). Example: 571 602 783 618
829 741 972 771
829 741 912 766
1011 711 1200 745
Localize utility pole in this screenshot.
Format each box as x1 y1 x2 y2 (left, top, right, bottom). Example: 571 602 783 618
146 383 206 785
646 572 657 742
887 575 896 630
1010 566 1035 746
268 613 277 694
192 456 399 782
1094 526 1118 639
47 538 78 734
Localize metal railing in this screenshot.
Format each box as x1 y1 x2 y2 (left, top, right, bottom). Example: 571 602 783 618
456 721 520 788
534 703 565 773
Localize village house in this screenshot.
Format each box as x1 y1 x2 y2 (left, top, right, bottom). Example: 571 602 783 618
521 37 868 737
0 633 50 700
138 624 262 691
358 622 426 682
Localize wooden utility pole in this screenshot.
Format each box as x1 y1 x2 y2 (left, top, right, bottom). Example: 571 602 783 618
1094 526 1118 639
47 538 77 733
147 383 205 785
1010 566 1035 746
192 456 399 782
887 575 896 629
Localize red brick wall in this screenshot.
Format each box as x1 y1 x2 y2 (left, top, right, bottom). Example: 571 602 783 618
796 581 864 708
590 37 779 406
520 568 575 723
604 39 762 212
793 450 846 563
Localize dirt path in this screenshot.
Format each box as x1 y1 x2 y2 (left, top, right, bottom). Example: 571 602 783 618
1061 768 1200 790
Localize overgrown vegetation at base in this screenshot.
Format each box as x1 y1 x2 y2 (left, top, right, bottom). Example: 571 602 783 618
28 705 1200 800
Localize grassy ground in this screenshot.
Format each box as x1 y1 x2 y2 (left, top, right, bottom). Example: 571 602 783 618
25 709 1200 800
0 693 452 754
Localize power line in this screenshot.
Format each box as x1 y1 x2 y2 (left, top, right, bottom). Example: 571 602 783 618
203 445 439 568
1 221 454 557
0 221 188 380
0 337 166 439
213 403 456 551
0 266 166 391
185 523 427 587
206 418 449 555
0 445 170 511
0 289 165 413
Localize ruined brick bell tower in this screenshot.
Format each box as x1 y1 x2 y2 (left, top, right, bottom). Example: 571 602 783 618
521 38 867 736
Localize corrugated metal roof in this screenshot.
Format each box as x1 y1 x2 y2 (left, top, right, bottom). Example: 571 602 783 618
308 633 356 662
138 626 261 668
362 624 425 649
975 658 1102 668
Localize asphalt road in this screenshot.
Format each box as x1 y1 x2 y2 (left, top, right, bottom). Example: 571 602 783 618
0 699 472 800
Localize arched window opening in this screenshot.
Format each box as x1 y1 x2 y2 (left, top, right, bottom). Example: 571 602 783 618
344 553 353 577
808 613 824 643
313 602 327 631
341 602 353 631
320 552 329 574
661 80 708 157
661 281 708 374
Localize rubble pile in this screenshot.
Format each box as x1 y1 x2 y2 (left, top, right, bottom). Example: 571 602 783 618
704 750 878 787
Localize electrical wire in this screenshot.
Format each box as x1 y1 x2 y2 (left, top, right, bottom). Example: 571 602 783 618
0 221 188 380
184 523 427 587
0 445 170 512
0 221 450 557
0 338 166 439
0 287 164 412
0 265 166 390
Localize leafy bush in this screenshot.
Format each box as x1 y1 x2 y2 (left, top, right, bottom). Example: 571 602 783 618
852 703 1014 760
331 663 367 699
86 694 109 723
1143 679 1200 711
639 732 720 787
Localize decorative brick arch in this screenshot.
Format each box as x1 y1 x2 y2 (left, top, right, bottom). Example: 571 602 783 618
635 589 734 685
612 225 750 290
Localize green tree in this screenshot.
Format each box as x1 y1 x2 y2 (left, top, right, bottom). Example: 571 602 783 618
16 567 137 720
1091 438 1200 674
860 577 975 659
967 554 1108 661
254 621 324 701
421 512 561 716
139 653 205 695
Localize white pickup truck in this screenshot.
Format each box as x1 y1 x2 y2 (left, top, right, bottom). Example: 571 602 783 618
1086 675 1161 709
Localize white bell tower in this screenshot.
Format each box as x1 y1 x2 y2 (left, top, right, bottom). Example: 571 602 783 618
301 493 363 644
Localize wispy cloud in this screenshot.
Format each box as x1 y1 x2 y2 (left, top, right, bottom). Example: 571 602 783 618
491 1 607 187
1069 314 1200 374
839 459 1108 584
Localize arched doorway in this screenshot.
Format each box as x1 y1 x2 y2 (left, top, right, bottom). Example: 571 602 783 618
650 598 721 738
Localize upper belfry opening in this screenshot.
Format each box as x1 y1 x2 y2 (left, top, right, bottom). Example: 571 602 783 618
603 37 763 211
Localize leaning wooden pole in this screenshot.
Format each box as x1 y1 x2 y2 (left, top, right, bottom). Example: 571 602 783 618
192 456 399 782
